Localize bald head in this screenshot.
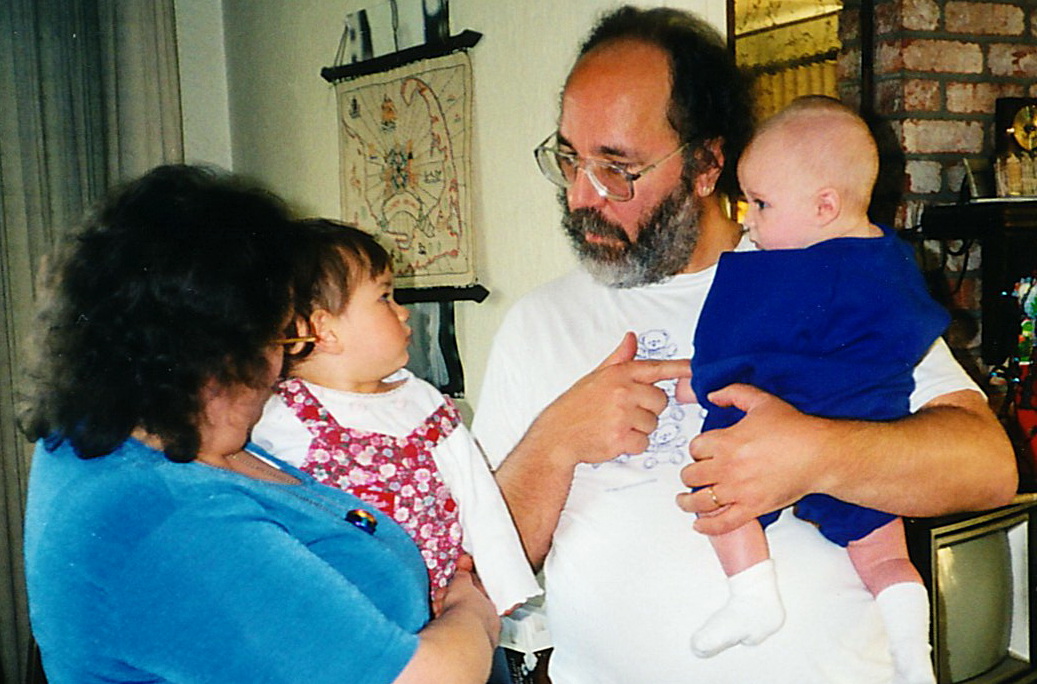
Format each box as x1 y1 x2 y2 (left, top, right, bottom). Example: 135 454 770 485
568 6 754 196
564 39 676 151
749 97 878 213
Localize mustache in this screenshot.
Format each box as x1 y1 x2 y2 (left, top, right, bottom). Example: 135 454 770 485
563 207 631 245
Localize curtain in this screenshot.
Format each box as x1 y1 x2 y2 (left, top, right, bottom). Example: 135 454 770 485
751 58 839 120
0 2 183 681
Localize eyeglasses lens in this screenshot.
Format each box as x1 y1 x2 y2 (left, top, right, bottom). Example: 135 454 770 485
592 165 632 200
535 147 567 186
536 147 632 201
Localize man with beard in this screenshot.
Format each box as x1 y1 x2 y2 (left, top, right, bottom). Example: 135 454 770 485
472 6 1016 683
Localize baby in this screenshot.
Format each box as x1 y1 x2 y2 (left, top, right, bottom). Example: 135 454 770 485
690 97 945 684
252 218 540 615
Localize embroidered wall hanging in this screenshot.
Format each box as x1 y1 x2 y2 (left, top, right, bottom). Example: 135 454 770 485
328 39 477 290
323 29 485 396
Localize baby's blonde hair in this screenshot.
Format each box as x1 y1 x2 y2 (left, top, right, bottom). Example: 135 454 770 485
753 96 878 212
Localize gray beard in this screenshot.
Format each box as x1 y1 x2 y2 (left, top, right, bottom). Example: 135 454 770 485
559 183 702 288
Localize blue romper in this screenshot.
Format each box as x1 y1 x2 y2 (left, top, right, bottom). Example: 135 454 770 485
691 227 949 546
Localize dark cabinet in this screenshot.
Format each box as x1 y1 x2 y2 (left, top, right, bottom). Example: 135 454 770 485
921 200 1037 365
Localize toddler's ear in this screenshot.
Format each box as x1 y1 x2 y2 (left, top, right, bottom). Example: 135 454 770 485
308 309 343 353
290 314 313 339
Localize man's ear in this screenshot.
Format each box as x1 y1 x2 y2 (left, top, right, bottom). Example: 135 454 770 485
816 187 840 225
694 138 725 197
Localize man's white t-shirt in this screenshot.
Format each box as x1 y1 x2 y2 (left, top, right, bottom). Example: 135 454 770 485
472 237 977 683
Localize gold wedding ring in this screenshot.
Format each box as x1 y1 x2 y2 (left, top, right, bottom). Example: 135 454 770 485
707 486 721 509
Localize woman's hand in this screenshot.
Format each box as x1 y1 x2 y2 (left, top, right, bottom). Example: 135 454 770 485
439 555 500 643
394 554 500 684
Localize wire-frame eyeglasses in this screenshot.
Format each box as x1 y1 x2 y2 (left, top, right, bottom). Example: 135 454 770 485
533 134 686 202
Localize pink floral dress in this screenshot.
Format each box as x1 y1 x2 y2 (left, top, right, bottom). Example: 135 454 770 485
276 378 464 593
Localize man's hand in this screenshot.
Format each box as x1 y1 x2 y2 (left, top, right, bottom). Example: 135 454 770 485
677 383 1017 537
677 384 831 535
496 332 691 568
526 331 692 468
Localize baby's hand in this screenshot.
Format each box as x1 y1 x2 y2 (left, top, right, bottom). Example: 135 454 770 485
674 377 697 404
439 554 500 646
455 554 488 597
431 586 448 617
455 553 476 574
433 554 481 617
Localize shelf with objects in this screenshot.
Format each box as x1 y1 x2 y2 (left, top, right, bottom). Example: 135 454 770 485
918 200 1037 368
918 198 1037 491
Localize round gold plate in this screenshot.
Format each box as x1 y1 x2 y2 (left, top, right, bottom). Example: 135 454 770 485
1010 105 1037 151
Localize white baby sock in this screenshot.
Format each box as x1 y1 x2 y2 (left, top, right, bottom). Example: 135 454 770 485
876 582 936 684
691 559 785 658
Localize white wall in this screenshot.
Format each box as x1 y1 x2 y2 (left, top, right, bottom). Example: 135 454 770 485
176 0 233 168
179 0 726 405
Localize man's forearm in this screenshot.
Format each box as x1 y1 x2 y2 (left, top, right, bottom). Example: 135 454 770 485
683 386 1018 535
819 389 1017 516
495 425 576 571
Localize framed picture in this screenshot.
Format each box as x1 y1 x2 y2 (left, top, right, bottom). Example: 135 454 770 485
324 2 479 397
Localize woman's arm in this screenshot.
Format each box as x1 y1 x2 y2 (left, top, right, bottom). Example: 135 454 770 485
118 496 497 684
395 563 500 684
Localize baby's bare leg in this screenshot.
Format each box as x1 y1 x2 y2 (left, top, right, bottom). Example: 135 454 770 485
847 517 921 594
848 519 934 684
710 519 771 576
691 521 784 657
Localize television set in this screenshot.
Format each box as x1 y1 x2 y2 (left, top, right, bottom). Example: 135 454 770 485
905 496 1037 684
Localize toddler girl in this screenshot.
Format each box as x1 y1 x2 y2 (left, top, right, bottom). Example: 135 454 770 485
252 219 539 614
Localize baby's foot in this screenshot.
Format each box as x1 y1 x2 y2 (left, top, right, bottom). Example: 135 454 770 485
691 559 785 657
877 582 935 684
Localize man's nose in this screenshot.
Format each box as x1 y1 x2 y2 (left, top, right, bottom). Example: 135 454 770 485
567 167 607 211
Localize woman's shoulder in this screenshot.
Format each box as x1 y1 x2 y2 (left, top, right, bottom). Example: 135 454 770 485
30 438 268 532
26 439 254 591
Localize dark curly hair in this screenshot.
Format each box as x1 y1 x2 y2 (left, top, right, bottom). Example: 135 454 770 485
19 165 298 462
577 6 755 196
283 218 392 368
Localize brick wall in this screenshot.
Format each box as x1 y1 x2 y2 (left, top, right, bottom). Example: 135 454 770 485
839 0 1037 386
873 0 1036 209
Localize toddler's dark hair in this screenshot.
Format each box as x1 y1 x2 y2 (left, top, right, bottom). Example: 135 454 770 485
285 218 393 366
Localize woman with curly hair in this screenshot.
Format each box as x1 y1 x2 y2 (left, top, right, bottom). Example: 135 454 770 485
20 165 498 684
